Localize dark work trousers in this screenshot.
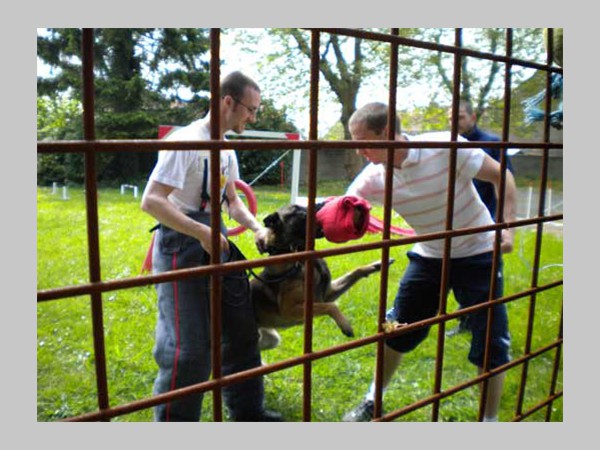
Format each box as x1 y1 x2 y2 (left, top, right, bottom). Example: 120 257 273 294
151 211 264 421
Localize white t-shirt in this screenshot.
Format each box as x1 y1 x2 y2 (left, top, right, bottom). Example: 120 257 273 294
346 131 494 258
148 118 240 213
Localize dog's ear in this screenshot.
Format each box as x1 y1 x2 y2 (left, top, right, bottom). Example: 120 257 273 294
263 212 282 229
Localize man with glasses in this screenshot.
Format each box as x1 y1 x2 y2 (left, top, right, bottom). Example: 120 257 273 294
141 71 282 422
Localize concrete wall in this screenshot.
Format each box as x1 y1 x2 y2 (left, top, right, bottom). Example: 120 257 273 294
297 148 563 183
298 149 357 183
511 153 563 182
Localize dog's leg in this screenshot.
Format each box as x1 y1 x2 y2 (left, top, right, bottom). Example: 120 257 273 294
282 302 355 337
324 258 395 303
258 327 281 351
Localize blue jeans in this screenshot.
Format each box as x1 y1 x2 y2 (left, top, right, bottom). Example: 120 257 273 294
385 251 511 369
151 211 264 421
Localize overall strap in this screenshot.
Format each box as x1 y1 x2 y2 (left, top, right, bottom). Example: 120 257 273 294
200 158 210 212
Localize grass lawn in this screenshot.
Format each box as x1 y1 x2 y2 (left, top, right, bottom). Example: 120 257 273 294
37 182 563 422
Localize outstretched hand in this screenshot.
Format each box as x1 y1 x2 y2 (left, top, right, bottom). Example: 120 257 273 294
254 227 270 254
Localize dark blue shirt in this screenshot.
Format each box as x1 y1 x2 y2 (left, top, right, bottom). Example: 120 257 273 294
462 126 514 220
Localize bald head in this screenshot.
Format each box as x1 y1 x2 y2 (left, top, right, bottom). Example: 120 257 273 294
349 102 401 136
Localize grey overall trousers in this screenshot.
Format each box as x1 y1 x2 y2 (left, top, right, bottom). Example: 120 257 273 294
151 211 264 421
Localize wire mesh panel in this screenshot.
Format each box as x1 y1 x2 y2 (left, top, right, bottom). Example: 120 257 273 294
37 28 563 422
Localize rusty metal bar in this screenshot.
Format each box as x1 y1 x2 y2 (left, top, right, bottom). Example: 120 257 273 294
301 28 321 422
430 28 463 422
38 214 562 303
37 138 562 153
208 28 224 422
477 27 515 422
59 278 561 422
81 28 110 420
514 392 563 422
373 27 399 421
545 304 563 421
38 28 563 423
516 28 556 418
374 339 563 422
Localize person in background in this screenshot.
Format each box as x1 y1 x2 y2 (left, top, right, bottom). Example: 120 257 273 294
446 99 514 337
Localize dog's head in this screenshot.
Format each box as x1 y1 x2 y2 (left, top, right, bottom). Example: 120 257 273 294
258 204 325 255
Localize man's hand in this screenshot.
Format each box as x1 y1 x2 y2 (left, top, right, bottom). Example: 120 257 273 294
197 226 230 257
254 227 270 254
500 229 514 254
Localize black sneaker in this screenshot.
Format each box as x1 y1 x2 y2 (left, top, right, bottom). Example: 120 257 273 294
446 317 469 337
342 399 375 422
233 409 283 422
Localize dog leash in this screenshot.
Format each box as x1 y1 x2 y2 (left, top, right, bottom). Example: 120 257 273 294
248 263 302 285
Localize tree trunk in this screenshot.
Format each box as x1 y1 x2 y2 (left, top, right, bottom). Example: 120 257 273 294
340 102 365 180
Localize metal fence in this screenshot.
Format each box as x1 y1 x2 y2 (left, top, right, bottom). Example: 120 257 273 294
37 28 563 422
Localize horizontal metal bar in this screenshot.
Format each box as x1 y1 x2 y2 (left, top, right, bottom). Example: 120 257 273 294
63 325 563 422
375 339 563 422
37 139 563 154
37 214 562 302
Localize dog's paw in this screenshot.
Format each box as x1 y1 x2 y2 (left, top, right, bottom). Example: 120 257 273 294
258 328 281 351
342 327 355 338
367 258 395 273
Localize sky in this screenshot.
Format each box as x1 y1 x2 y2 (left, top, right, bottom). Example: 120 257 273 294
37 28 543 138
37 28 432 138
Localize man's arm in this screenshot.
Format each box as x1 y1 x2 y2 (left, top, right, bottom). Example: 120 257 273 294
475 154 517 253
224 181 263 233
141 180 228 254
223 181 269 252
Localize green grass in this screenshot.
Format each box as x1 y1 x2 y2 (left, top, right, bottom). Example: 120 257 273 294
37 183 563 422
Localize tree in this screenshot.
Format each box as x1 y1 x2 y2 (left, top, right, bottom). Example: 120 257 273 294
393 28 545 121
236 28 546 179
37 95 83 185
238 28 393 179
37 28 212 185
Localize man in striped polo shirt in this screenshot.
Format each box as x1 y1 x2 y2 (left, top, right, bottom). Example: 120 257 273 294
342 102 516 422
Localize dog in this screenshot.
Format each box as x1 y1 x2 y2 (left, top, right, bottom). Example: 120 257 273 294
251 203 392 350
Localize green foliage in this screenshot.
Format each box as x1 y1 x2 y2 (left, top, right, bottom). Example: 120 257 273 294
37 185 563 422
401 102 449 133
37 28 213 186
37 28 300 187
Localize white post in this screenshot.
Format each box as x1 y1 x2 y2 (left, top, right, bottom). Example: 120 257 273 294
134 186 139 198
52 182 58 194
62 185 69 200
546 186 553 216
121 184 125 195
526 184 533 219
290 149 301 205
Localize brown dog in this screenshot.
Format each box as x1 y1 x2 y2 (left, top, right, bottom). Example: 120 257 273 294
251 204 392 350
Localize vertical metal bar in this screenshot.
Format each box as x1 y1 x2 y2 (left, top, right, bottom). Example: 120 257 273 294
431 28 462 422
478 27 513 422
301 28 320 422
516 28 554 418
81 28 110 418
373 27 399 421
209 28 223 422
545 304 563 421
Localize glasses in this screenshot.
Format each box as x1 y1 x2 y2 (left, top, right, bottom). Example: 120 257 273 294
234 99 261 116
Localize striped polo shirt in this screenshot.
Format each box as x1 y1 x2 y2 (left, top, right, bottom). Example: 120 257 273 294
346 131 494 258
